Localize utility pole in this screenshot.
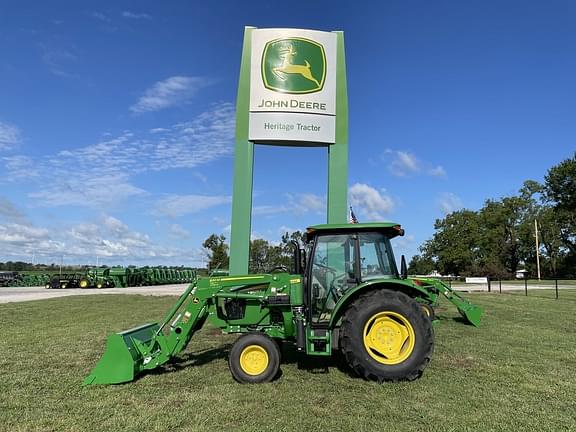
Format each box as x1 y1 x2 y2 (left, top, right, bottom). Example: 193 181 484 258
535 219 541 281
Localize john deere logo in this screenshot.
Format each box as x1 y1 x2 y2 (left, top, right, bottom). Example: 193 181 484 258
262 37 326 94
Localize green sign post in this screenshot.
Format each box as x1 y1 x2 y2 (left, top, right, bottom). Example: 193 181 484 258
230 27 348 275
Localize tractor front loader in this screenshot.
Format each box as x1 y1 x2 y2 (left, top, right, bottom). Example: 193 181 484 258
84 222 483 386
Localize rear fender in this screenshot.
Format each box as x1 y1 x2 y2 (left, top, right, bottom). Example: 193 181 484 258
329 280 437 328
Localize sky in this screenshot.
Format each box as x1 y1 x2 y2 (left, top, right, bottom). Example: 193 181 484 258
0 0 574 267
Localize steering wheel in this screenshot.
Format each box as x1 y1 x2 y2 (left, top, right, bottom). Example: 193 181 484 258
270 265 290 273
330 272 348 297
314 261 339 274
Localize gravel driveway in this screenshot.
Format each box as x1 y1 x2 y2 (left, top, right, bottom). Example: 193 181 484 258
0 284 188 304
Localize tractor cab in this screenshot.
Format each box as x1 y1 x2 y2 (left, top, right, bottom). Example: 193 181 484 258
302 223 406 324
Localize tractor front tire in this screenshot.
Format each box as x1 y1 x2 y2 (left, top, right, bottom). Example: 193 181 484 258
340 289 434 382
229 333 280 384
421 303 436 321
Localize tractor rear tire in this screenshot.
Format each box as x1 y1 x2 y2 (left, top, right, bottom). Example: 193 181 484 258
340 289 434 382
229 333 280 384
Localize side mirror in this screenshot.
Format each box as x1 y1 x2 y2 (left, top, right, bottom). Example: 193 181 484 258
400 255 408 279
292 241 303 275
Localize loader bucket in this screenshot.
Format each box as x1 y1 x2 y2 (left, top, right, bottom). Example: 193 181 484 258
83 323 159 385
458 304 484 328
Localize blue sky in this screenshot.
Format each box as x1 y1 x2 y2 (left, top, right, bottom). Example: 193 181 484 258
0 1 574 267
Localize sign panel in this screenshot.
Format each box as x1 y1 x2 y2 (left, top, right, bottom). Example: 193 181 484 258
249 28 337 143
249 112 335 143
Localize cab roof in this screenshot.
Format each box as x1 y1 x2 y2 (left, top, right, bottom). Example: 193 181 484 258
306 222 404 239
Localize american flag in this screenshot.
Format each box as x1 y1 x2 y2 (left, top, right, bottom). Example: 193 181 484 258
349 206 359 224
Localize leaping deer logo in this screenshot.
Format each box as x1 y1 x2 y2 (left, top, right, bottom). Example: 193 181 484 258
272 44 320 88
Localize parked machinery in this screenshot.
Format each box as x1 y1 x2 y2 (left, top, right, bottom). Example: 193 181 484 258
0 267 196 288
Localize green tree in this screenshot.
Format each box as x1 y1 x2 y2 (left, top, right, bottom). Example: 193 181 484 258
479 196 530 276
423 210 481 276
544 153 576 256
537 206 565 276
202 234 229 272
407 254 435 275
249 239 275 273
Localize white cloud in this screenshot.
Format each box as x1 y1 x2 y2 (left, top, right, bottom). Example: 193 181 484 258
0 223 50 243
149 127 169 134
149 103 235 169
349 183 394 220
122 11 151 20
130 76 213 113
0 221 65 261
90 11 111 23
0 214 203 265
384 149 447 178
2 155 40 181
438 192 463 215
253 205 286 216
40 44 78 78
429 165 447 177
169 224 191 239
385 150 419 176
1 103 235 210
285 193 325 215
155 194 231 218
252 186 392 221
0 121 22 150
253 193 326 217
0 197 26 223
299 193 325 213
29 172 146 209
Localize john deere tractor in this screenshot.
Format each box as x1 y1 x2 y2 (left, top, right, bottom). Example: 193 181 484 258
84 222 483 385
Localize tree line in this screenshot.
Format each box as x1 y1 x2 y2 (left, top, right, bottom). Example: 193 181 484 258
202 231 304 274
408 153 576 278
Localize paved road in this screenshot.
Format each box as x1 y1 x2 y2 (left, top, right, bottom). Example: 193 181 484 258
0 284 189 304
2 281 573 304
447 282 575 292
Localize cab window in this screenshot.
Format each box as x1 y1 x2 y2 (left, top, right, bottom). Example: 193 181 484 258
358 232 396 280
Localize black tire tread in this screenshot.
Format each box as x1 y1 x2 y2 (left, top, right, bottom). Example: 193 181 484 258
228 332 280 384
339 289 434 382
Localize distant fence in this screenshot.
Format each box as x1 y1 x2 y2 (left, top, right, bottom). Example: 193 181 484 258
446 278 576 300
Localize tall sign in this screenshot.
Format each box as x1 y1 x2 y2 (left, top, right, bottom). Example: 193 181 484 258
230 27 348 275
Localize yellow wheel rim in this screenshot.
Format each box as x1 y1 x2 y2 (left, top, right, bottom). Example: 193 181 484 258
422 305 430 317
79 280 88 288
239 345 269 376
363 311 416 365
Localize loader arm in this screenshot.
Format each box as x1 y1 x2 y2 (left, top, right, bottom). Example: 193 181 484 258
415 278 484 327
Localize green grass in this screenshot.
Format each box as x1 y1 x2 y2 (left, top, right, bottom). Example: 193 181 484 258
1 293 575 432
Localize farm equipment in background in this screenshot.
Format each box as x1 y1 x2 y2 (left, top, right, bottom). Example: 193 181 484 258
1 271 52 287
0 271 19 287
45 267 197 289
47 273 85 289
85 222 483 386
0 267 197 289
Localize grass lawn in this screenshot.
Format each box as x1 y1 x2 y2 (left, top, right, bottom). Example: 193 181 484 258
1 292 575 432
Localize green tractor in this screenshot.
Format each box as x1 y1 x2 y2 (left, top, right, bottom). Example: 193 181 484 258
84 222 483 385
